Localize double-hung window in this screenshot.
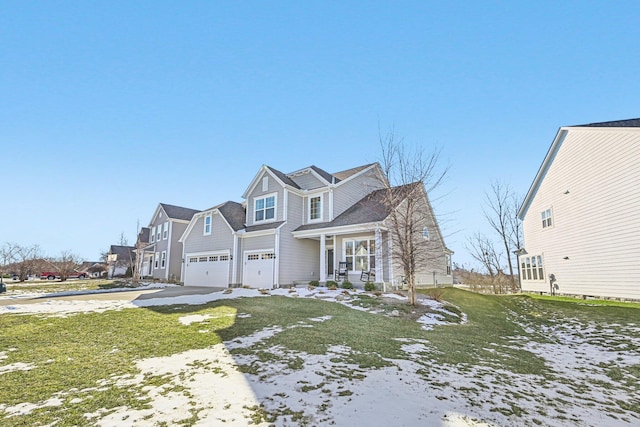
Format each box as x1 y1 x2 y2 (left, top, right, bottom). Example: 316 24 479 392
541 208 552 228
156 226 161 242
422 227 430 240
520 255 544 281
162 222 168 240
309 195 322 222
255 195 276 222
344 239 375 272
154 252 160 269
160 251 166 268
204 215 212 235
151 226 156 243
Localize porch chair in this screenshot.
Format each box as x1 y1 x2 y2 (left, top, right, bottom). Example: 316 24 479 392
360 269 375 282
335 262 348 281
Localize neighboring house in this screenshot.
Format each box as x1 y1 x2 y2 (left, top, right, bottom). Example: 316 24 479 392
139 203 199 281
517 118 640 300
180 163 452 289
107 245 136 277
79 261 108 278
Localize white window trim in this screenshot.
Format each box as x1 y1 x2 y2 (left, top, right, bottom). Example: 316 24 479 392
422 227 430 240
541 208 553 229
154 251 160 269
308 194 323 223
343 236 376 273
163 222 169 240
160 251 166 268
151 226 156 243
204 215 212 236
253 192 278 224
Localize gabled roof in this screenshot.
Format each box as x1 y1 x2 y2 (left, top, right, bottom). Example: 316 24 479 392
217 201 246 231
294 183 419 232
159 203 200 221
332 163 377 181
266 166 300 189
109 245 136 260
575 118 640 128
308 165 336 184
137 227 150 244
518 118 640 219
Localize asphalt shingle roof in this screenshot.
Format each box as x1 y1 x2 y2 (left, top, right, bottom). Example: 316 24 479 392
109 245 136 260
576 118 640 128
266 166 300 189
217 201 246 231
332 163 377 181
160 203 200 221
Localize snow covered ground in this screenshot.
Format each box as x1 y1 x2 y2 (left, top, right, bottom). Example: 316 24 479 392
1 284 638 426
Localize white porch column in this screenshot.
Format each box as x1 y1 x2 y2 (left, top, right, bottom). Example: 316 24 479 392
374 227 383 284
319 233 326 283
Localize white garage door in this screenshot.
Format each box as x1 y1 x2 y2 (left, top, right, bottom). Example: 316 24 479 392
243 251 275 288
184 253 230 287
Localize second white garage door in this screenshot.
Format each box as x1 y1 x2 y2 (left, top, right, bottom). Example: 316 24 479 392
243 251 275 288
184 252 230 287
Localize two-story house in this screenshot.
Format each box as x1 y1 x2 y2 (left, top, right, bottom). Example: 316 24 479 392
139 203 199 281
180 163 452 289
517 118 640 300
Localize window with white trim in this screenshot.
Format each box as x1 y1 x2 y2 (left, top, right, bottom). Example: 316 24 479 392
163 222 168 240
446 254 451 276
344 239 375 272
541 208 552 228
423 227 430 240
154 252 160 269
309 195 322 222
156 226 161 242
151 226 156 243
521 255 544 281
204 215 212 235
254 194 276 222
161 251 166 268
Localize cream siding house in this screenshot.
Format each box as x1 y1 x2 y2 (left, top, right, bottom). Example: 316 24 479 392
517 118 640 300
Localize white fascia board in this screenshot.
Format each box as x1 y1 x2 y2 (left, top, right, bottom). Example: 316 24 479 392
237 228 277 239
335 163 387 188
518 128 568 220
291 222 387 239
178 210 211 243
149 203 165 226
242 165 302 199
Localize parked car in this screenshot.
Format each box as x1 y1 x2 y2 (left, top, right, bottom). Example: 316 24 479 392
40 271 88 280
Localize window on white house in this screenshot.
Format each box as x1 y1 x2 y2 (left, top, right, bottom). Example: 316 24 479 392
521 255 544 281
541 208 552 228
163 222 168 240
262 176 269 192
446 254 451 276
204 215 212 235
309 196 322 221
156 226 161 241
255 195 276 222
161 251 166 268
345 239 375 272
151 226 156 243
154 252 160 269
423 227 430 240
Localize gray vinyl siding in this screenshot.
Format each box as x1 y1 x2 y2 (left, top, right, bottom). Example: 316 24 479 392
332 168 385 218
520 127 640 300
183 214 234 254
242 234 276 252
246 172 285 225
302 191 330 225
148 216 170 280
168 221 188 281
278 192 320 284
290 173 325 190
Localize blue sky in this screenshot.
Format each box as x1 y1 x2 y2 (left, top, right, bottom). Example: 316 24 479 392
2 1 639 267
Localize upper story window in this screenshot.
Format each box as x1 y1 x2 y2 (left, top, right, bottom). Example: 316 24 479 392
446 254 451 276
151 226 156 243
204 215 212 235
422 227 430 240
162 222 168 240
309 195 322 222
541 208 552 228
255 194 276 222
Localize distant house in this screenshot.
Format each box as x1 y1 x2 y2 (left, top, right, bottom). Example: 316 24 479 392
79 261 108 278
107 245 136 277
517 118 640 300
138 203 199 281
179 163 452 289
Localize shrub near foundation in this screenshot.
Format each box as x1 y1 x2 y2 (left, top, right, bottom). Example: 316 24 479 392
364 282 376 292
341 280 354 289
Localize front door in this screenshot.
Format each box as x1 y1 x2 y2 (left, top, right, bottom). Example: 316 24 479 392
327 249 334 276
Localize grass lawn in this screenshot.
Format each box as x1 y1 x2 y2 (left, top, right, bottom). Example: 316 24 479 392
0 287 638 426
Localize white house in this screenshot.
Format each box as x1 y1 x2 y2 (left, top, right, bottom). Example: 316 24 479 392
517 118 640 300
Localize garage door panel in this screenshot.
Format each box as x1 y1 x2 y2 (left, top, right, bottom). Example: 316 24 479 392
184 253 229 287
243 251 275 288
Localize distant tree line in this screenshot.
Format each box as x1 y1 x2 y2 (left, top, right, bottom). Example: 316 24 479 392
0 242 85 282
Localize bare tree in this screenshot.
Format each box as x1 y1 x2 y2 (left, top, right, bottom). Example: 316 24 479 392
0 243 17 285
14 244 43 282
378 128 448 306
46 250 83 281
